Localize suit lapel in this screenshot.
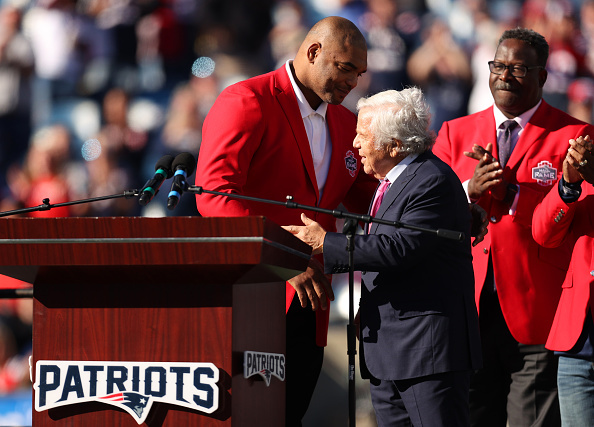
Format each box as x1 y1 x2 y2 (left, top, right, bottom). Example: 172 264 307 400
319 105 356 207
481 108 498 152
504 101 549 170
369 153 426 234
274 67 320 201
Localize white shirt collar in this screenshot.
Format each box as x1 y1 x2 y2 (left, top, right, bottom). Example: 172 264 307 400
384 153 419 185
493 99 541 130
285 60 328 119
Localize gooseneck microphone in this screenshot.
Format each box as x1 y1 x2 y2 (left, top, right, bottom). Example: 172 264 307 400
138 154 175 206
167 152 196 210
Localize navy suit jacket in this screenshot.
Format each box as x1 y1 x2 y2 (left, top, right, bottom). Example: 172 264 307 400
324 151 482 381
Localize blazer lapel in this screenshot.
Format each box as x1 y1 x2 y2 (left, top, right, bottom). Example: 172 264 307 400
320 105 356 207
274 67 319 202
505 101 550 171
369 154 425 234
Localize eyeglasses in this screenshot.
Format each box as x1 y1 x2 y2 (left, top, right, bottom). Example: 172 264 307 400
488 61 544 78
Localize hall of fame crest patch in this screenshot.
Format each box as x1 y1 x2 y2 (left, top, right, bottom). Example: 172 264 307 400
532 160 557 186
345 150 357 177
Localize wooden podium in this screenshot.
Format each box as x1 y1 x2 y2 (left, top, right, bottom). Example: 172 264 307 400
0 216 311 426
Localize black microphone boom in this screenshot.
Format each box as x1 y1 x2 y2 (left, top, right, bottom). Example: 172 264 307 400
167 152 196 210
138 155 175 206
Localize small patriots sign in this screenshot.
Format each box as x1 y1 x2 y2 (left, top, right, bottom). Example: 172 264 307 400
243 351 285 386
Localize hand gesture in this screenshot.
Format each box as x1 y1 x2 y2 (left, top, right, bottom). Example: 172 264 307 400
283 213 326 255
464 143 505 200
565 135 594 185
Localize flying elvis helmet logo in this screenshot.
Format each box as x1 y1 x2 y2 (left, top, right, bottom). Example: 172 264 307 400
34 360 219 425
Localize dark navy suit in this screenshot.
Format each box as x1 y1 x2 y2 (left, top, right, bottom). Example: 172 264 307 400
324 151 482 426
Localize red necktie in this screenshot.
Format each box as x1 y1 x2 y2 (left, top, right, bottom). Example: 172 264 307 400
369 179 390 232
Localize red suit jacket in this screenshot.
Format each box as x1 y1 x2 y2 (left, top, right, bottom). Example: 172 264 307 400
533 182 594 351
195 65 376 346
433 101 594 344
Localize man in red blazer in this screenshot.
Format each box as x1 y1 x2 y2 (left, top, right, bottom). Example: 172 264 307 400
194 16 376 425
533 135 594 426
433 28 594 426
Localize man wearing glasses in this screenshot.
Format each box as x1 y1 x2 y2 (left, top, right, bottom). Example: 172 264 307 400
433 28 594 427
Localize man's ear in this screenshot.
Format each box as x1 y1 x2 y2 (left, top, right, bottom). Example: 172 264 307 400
307 42 321 64
389 139 402 158
538 68 548 88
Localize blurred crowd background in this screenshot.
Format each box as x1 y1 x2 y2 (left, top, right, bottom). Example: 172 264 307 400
0 0 593 424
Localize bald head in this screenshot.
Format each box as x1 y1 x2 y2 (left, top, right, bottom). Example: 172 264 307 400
292 16 367 109
302 16 366 53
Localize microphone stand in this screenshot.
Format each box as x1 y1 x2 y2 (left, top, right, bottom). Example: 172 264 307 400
188 186 464 241
189 185 464 427
342 218 358 426
0 190 140 218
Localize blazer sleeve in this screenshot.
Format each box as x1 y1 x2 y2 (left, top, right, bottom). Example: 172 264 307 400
195 83 265 217
533 182 594 248
324 171 464 275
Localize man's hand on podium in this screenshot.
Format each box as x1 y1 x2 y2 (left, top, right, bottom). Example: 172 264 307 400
287 257 333 311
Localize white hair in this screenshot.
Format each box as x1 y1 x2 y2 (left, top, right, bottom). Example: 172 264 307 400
356 87 435 154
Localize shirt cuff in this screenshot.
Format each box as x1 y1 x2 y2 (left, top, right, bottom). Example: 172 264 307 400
463 180 477 203
558 177 582 203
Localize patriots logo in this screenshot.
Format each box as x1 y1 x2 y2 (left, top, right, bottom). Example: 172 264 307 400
34 361 219 425
100 392 151 423
345 150 357 177
259 369 273 386
244 351 285 387
531 160 557 186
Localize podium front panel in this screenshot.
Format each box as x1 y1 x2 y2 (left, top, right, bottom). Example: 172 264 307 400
0 217 310 426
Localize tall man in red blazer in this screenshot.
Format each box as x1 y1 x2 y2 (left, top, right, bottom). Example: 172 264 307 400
194 16 377 425
533 135 594 426
433 28 594 426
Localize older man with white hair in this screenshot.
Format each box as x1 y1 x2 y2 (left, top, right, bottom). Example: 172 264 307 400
285 87 482 426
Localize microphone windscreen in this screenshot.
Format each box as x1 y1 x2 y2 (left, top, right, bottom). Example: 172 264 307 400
156 154 175 178
172 152 197 176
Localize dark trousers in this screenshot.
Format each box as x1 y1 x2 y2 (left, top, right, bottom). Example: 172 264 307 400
285 295 324 427
370 370 471 427
471 273 560 427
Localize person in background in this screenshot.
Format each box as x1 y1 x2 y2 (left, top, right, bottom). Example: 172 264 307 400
567 78 594 124
194 16 377 426
433 27 594 426
6 124 72 218
406 15 472 132
533 134 594 427
0 4 33 197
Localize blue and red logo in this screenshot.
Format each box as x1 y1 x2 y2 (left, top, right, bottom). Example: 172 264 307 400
34 360 219 425
345 150 358 177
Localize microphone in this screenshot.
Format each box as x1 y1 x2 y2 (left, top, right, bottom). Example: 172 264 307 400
138 154 175 206
167 152 196 210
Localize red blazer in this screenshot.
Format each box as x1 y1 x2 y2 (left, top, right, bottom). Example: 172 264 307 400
195 65 376 346
533 183 594 351
433 101 594 344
